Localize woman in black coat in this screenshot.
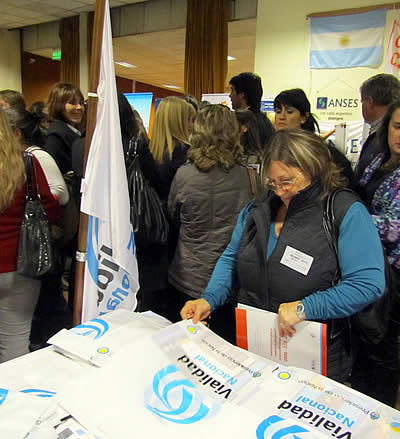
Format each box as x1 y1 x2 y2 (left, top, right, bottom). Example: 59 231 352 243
46 82 85 175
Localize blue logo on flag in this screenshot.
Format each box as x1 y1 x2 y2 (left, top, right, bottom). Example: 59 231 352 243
71 318 110 339
20 389 56 398
316 97 328 109
86 216 99 284
145 365 218 424
257 415 318 438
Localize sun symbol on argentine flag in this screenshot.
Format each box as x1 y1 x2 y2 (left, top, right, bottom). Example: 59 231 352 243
340 35 350 47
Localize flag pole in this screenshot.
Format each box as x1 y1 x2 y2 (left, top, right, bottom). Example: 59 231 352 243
73 0 106 326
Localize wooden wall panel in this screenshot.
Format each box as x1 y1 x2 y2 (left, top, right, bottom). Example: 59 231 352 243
21 51 60 108
116 76 133 93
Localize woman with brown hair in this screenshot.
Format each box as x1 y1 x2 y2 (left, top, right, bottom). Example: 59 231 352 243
168 104 254 338
0 108 59 362
181 129 385 382
46 82 85 175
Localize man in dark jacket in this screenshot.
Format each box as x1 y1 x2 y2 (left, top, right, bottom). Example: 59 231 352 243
229 72 274 148
353 74 400 184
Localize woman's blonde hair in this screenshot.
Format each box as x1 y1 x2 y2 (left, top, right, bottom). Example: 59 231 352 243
149 96 194 162
0 108 25 212
188 104 243 172
262 129 347 197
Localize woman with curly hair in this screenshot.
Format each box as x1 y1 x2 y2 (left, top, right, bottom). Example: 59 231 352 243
168 104 254 339
181 129 385 382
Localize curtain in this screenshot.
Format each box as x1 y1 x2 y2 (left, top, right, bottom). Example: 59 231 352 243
60 16 80 86
184 0 228 101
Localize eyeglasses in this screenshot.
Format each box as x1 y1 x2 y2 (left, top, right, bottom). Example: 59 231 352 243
265 171 303 192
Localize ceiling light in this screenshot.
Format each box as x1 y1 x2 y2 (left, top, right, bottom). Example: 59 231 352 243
227 56 236 61
115 61 136 68
163 85 180 89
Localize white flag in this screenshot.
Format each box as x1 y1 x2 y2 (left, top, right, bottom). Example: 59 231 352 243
80 0 139 322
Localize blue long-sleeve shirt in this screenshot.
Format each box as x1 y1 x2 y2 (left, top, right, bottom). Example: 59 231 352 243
202 202 385 321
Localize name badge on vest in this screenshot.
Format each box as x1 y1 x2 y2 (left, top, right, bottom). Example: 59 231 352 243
280 245 313 276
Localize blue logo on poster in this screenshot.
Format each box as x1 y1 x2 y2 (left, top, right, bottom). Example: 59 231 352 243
0 389 8 406
71 318 109 339
256 415 318 438
145 365 217 424
20 389 56 398
316 97 328 109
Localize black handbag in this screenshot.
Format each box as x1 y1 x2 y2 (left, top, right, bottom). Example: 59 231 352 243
126 138 169 247
17 152 54 279
323 188 392 345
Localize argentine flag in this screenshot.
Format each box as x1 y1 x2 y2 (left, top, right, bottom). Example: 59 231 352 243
310 9 386 69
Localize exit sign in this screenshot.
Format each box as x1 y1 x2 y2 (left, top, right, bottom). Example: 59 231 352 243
52 50 61 60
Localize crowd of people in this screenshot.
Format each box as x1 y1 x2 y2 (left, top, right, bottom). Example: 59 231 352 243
0 71 399 408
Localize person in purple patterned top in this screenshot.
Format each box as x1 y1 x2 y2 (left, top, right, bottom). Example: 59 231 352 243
352 101 400 407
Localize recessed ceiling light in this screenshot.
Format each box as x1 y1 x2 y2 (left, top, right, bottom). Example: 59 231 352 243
227 56 236 61
163 85 180 89
115 61 136 68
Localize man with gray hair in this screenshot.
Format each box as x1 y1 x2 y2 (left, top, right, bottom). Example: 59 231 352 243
354 73 400 183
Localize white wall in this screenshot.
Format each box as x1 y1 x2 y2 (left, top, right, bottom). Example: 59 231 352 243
255 0 397 121
0 29 21 91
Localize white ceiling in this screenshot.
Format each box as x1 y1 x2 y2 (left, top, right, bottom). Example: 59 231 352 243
0 0 150 29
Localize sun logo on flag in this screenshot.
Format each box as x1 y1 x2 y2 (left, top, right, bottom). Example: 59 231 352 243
340 35 350 47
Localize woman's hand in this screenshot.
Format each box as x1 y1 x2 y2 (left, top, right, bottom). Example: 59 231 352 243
180 299 211 323
278 300 303 338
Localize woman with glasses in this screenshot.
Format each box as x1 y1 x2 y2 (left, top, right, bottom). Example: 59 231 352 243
181 129 385 383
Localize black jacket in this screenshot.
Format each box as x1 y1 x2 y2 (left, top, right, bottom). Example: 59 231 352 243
156 141 190 201
237 182 356 313
326 141 354 183
250 108 275 148
46 119 81 175
353 131 381 185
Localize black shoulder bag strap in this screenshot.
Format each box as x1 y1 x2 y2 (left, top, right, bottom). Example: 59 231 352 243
23 151 39 202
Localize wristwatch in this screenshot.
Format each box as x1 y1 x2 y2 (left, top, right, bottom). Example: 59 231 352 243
295 302 306 321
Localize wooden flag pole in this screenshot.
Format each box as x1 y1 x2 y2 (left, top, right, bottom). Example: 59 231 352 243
73 0 106 326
